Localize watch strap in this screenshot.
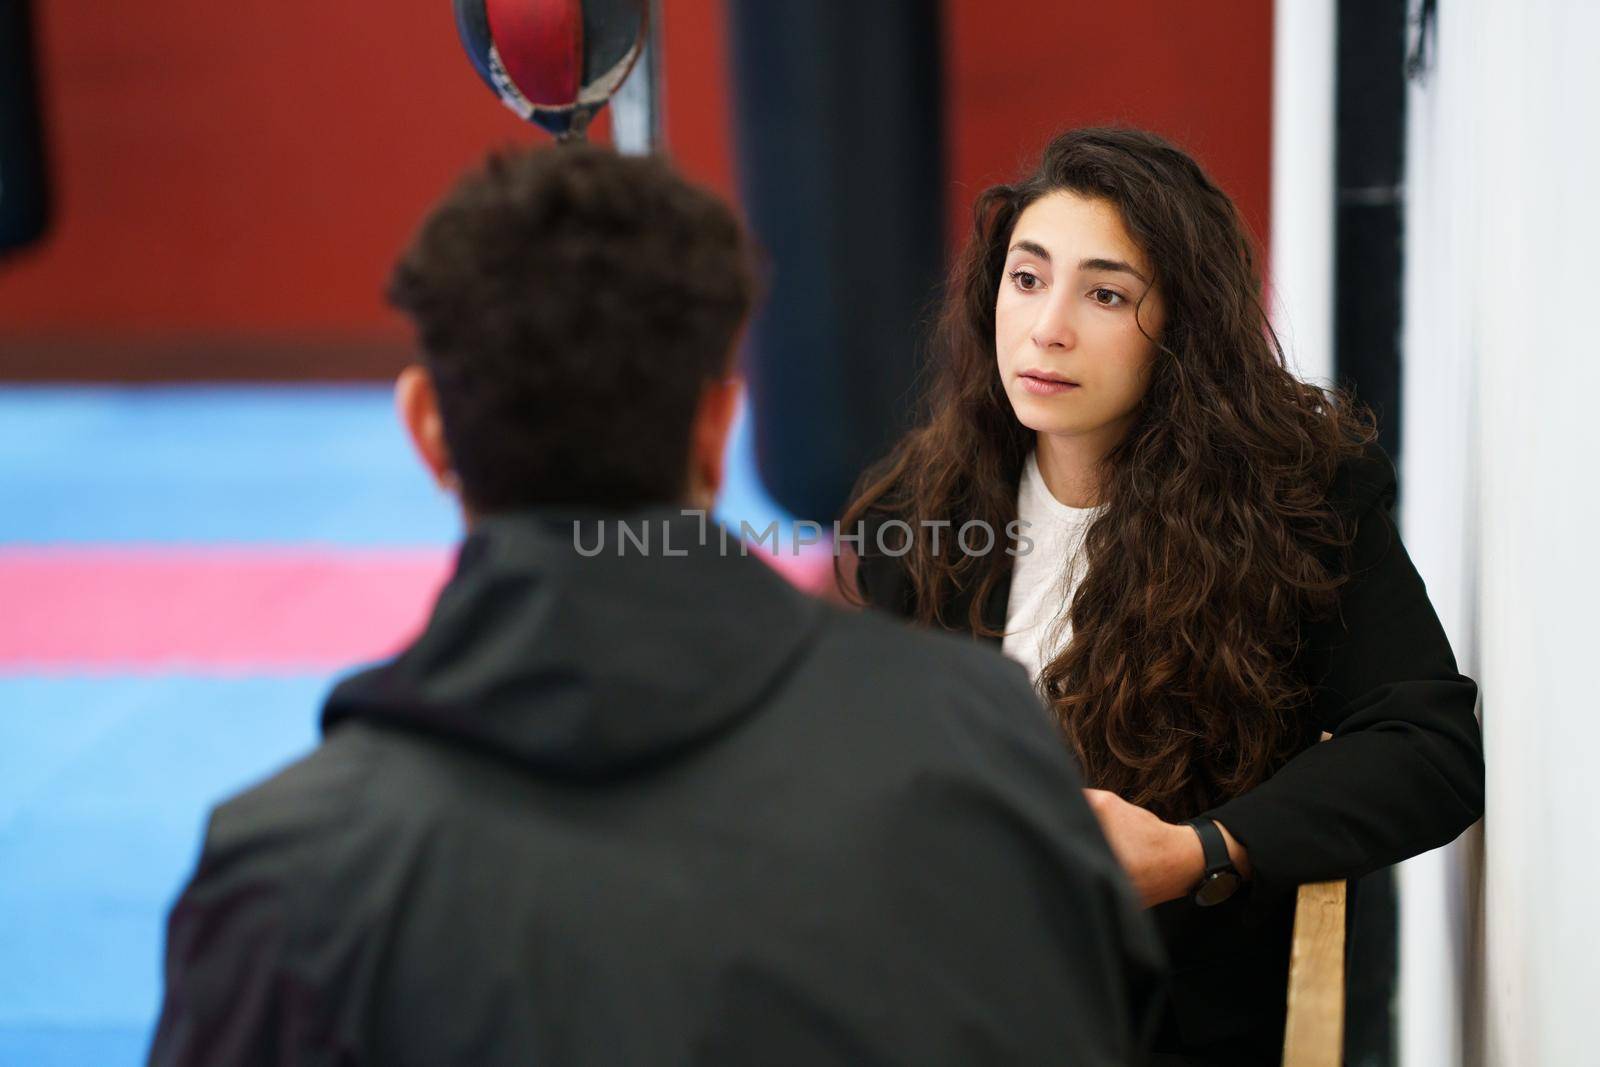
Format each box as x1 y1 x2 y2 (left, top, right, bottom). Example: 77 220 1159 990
1185 817 1233 878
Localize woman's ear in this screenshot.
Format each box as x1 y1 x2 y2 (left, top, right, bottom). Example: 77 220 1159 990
394 364 456 493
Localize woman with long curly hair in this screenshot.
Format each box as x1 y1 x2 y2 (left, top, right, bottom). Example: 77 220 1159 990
840 126 1484 1064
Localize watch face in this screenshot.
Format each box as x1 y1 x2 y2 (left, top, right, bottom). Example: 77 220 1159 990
1195 870 1242 907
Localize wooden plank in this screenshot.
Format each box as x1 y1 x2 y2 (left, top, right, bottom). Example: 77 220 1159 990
1282 879 1347 1067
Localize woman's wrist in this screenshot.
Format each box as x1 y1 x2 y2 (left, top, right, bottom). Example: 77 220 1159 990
1167 821 1207 900
1164 818 1253 903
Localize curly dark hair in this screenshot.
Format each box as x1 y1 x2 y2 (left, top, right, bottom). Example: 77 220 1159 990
387 144 755 513
839 127 1378 821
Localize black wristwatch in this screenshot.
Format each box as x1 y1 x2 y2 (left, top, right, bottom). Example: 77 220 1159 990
1184 817 1242 907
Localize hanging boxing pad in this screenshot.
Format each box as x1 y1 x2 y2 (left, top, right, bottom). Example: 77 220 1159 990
452 0 646 139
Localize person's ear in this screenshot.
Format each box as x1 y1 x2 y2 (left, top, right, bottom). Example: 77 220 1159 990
394 364 457 494
688 373 743 508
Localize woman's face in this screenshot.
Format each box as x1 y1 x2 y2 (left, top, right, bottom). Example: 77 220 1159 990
994 191 1165 443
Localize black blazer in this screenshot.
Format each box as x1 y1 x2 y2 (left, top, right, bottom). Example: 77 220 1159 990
852 443 1486 1065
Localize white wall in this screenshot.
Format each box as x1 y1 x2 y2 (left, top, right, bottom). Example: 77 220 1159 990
1270 0 1337 387
1400 2 1600 1064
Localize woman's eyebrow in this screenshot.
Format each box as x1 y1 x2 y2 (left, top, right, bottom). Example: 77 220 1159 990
1078 257 1149 283
1007 242 1149 284
1008 240 1053 261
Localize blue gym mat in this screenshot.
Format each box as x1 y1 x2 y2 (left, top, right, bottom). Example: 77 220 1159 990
0 384 794 1065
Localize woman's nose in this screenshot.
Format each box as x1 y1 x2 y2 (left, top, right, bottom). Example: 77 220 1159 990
1030 296 1077 350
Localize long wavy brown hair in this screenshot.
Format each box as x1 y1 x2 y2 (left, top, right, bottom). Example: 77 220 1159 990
838 127 1377 821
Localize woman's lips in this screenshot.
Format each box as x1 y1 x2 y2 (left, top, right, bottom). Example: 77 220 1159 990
1018 373 1081 396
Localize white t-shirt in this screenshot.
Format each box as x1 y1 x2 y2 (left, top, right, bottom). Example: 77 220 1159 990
1001 450 1103 689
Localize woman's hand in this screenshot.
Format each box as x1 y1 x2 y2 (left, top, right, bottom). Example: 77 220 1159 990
1083 788 1251 908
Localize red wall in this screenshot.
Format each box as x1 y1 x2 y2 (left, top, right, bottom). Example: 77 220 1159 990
0 0 1269 378
944 1 1273 252
0 0 735 374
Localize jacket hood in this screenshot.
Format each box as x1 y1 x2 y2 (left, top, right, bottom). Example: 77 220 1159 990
321 506 827 777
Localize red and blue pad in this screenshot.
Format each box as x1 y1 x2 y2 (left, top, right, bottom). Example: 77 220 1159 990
453 0 645 138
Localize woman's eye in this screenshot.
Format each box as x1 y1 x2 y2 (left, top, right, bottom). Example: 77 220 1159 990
1090 287 1125 307
1009 269 1041 292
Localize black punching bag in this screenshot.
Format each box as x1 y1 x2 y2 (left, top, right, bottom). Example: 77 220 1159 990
1 0 49 255
727 1 945 523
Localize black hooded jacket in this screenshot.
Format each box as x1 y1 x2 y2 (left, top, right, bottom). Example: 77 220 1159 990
149 506 1167 1066
852 443 1486 1064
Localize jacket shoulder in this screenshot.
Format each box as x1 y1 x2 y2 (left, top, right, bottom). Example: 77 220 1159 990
192 727 383 914
807 603 1062 770
830 602 1029 688
1327 440 1398 522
